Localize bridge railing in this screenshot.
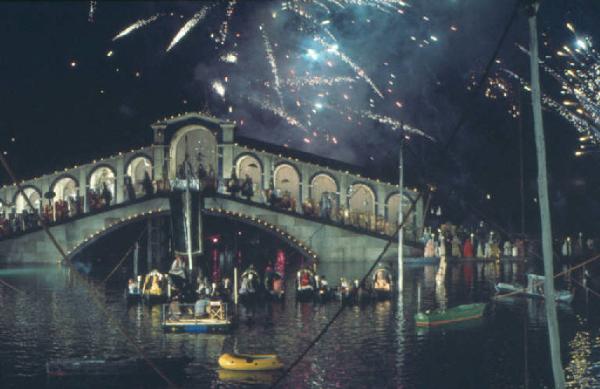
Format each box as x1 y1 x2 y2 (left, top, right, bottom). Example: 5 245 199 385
0 177 418 243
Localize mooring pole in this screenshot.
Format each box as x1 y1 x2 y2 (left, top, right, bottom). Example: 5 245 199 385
527 2 566 387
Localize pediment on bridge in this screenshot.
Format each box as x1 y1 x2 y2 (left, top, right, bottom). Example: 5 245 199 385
151 112 235 145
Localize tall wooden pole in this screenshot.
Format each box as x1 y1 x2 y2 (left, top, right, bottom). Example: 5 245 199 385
527 3 565 387
398 126 404 292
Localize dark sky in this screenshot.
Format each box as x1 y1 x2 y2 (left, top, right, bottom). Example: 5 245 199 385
1 1 599 235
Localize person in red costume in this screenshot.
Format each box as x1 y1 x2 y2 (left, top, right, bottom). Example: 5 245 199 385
463 235 474 258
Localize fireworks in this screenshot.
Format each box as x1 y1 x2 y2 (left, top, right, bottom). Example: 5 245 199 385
262 27 284 108
88 1 96 23
360 110 434 140
108 0 444 146
113 14 161 41
166 6 211 52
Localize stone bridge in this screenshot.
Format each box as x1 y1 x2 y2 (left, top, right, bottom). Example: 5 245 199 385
0 112 424 263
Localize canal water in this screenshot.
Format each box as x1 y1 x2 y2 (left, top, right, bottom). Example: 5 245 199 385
0 258 599 388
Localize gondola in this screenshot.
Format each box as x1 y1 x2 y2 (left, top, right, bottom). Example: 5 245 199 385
295 268 316 301
495 274 574 304
314 275 334 303
141 270 169 304
239 266 260 304
371 266 393 300
264 271 285 301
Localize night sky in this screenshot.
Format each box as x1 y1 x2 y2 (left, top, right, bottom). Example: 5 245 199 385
1 1 599 235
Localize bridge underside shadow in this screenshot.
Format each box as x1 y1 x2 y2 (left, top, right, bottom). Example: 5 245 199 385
0 195 422 264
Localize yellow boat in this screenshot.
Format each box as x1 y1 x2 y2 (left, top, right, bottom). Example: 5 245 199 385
218 353 284 371
217 369 278 385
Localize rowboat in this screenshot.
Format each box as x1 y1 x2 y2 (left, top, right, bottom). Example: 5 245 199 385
415 303 487 327
218 353 284 371
495 274 574 304
46 356 190 377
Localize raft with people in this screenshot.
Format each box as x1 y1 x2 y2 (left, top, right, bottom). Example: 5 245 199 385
162 299 232 334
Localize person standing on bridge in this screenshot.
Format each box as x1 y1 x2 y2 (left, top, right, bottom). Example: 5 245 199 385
101 183 112 207
241 175 254 201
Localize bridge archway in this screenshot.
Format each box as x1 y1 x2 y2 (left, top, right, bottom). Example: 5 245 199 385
169 125 218 179
235 153 263 196
14 186 42 213
66 207 318 264
348 183 376 214
51 175 79 203
310 173 338 206
89 165 116 198
126 155 153 194
274 163 301 205
385 192 415 229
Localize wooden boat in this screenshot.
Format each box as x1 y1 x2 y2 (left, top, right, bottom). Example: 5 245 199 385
414 303 487 327
162 302 232 333
239 266 260 303
371 266 393 300
495 274 574 304
218 353 284 371
264 271 285 300
295 268 316 301
46 355 190 377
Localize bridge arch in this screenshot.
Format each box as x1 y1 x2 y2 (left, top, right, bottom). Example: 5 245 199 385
88 165 116 198
50 174 79 203
348 182 377 214
385 192 415 223
125 154 153 194
13 185 42 213
235 153 263 194
309 172 338 205
273 162 301 204
66 207 318 263
169 124 218 179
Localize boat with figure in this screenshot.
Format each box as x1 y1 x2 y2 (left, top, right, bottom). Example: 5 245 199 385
336 277 354 304
415 303 487 327
239 266 260 303
162 301 232 333
371 265 393 300
46 355 190 378
495 274 574 304
295 268 316 301
141 270 170 304
218 353 284 371
125 275 143 303
264 270 285 301
314 275 334 302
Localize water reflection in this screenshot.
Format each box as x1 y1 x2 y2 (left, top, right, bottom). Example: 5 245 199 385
0 260 595 388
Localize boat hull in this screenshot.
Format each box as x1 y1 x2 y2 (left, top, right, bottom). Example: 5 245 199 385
162 319 232 334
415 303 486 327
218 353 283 371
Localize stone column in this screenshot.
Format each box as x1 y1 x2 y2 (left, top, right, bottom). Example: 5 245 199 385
116 158 124 204
338 173 348 209
375 183 386 218
300 165 310 211
153 145 165 181
146 217 153 270
78 168 88 213
414 191 424 240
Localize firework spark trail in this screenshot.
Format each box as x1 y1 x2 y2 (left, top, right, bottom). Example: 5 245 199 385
216 0 237 45
314 36 384 98
502 69 599 138
113 14 161 41
212 80 226 98
285 76 355 88
249 97 310 134
166 6 211 52
88 1 96 23
262 27 284 108
313 0 332 13
360 110 434 139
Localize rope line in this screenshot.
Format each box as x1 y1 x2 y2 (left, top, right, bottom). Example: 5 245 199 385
103 227 147 284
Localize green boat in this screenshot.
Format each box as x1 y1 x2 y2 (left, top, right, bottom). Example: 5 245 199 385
414 303 487 327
